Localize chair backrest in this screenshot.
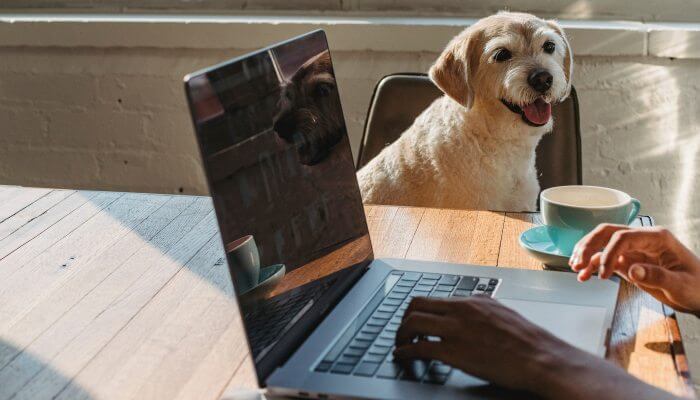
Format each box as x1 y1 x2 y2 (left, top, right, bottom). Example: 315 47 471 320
356 73 582 192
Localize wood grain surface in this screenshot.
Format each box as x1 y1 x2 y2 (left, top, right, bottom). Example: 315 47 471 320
0 187 693 399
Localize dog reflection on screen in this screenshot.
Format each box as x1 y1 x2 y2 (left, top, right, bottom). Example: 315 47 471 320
273 50 345 166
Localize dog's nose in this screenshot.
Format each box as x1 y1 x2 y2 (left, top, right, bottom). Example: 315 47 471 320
527 69 553 93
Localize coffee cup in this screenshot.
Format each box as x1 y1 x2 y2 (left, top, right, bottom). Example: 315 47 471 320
226 235 260 293
540 185 640 255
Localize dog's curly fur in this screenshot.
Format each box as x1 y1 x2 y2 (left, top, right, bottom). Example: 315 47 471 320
357 12 573 212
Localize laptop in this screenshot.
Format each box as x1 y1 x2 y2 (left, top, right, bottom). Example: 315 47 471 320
184 30 619 399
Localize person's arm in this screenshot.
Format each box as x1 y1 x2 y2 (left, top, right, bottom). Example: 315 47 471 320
570 224 700 316
394 296 679 400
537 344 678 400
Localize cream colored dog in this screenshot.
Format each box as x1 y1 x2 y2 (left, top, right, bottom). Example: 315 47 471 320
357 12 573 211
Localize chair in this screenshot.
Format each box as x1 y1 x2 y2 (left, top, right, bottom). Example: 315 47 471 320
356 73 582 194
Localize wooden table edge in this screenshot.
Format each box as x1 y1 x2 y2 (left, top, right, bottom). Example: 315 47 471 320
664 304 696 397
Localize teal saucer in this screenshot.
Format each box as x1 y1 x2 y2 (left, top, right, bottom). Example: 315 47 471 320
240 263 286 295
519 226 572 271
258 263 285 284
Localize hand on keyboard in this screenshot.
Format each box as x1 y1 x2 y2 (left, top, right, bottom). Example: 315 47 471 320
393 292 682 400
394 296 571 393
316 271 498 384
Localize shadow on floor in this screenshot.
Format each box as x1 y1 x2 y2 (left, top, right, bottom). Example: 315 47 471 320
0 339 93 400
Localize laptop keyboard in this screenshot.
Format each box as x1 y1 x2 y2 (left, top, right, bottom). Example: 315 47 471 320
314 271 500 384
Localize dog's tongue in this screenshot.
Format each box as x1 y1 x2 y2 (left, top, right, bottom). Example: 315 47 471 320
522 98 551 125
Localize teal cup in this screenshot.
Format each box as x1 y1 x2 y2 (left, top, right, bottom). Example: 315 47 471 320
226 235 261 293
540 186 641 255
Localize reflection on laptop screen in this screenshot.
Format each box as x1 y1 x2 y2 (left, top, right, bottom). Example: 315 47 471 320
185 31 373 373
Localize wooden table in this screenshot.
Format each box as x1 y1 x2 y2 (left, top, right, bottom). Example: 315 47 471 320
0 186 693 399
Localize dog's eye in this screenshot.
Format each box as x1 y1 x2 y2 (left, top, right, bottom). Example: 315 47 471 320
543 41 556 54
315 82 335 97
494 48 512 62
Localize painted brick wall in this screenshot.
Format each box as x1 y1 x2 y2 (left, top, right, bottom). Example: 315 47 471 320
2 47 699 252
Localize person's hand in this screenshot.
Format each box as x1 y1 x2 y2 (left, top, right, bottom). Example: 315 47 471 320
393 296 574 395
393 296 680 400
570 224 700 314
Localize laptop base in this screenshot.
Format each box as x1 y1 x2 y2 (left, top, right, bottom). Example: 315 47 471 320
267 258 618 400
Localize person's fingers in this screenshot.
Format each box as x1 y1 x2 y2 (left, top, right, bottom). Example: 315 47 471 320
570 224 628 271
404 296 459 318
393 340 446 362
577 252 602 282
579 251 645 281
613 251 650 280
600 254 629 279
628 263 680 291
627 263 693 311
599 229 664 275
396 311 452 346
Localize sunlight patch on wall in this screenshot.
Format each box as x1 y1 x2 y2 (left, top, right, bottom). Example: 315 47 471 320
563 0 594 19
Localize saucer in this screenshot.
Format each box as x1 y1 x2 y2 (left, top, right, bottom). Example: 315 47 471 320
519 226 572 271
240 263 286 295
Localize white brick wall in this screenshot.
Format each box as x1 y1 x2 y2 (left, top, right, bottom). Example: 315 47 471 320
576 57 700 243
0 16 699 251
2 44 700 254
0 46 230 194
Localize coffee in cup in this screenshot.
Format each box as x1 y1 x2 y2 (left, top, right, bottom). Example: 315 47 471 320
226 235 260 293
540 185 640 255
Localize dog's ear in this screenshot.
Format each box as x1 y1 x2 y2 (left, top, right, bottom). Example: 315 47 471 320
429 31 477 109
547 20 573 98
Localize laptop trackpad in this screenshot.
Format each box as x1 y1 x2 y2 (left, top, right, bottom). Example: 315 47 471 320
499 299 608 355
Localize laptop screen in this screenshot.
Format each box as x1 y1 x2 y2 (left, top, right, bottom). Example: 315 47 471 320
184 30 373 378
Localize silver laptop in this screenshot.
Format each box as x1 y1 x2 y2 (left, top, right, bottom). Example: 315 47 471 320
184 30 619 400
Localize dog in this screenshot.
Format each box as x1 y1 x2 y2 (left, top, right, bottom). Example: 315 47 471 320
357 12 573 211
274 50 345 166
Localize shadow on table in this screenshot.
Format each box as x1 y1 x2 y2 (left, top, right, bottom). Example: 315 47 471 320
73 192 229 293
0 339 94 399
646 341 674 355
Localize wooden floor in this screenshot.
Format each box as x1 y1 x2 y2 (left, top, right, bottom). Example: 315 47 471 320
0 186 693 399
